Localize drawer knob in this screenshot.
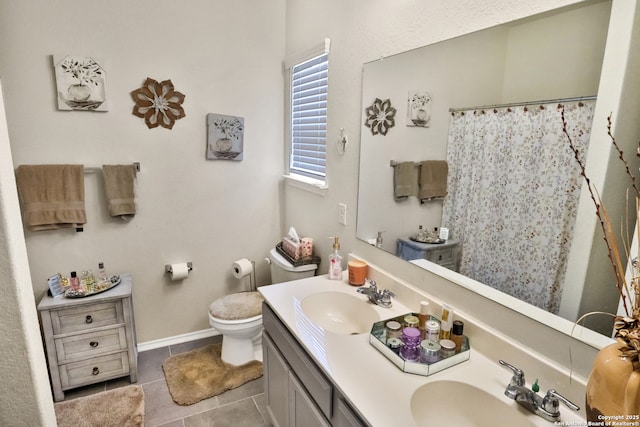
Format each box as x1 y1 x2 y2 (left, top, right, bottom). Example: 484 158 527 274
92 367 100 375
85 315 93 324
90 341 99 348
438 255 443 261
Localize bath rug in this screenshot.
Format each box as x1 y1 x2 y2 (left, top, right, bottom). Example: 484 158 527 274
162 343 263 405
54 384 144 427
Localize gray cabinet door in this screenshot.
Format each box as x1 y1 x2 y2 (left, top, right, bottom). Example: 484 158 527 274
263 332 290 427
289 372 330 427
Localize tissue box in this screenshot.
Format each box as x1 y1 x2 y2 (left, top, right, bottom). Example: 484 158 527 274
301 237 313 257
281 237 301 260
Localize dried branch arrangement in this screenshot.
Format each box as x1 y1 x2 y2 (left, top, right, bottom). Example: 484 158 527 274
561 109 640 364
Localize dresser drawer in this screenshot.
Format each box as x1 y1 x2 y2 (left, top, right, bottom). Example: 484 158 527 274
59 352 130 389
425 248 455 264
54 327 128 363
51 301 124 335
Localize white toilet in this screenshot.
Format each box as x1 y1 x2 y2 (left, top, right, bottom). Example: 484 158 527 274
208 248 317 365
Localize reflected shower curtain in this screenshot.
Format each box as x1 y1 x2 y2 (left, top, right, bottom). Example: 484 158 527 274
442 101 595 313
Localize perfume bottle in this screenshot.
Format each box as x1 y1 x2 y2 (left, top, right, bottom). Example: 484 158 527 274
328 236 343 280
98 262 108 282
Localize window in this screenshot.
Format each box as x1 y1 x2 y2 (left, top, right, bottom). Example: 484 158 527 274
285 40 330 188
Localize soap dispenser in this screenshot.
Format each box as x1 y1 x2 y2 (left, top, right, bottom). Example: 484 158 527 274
328 236 343 280
376 231 384 248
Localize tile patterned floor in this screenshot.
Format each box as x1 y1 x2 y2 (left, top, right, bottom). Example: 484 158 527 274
61 336 269 426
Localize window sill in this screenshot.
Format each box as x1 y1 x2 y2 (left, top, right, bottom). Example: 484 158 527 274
283 174 328 196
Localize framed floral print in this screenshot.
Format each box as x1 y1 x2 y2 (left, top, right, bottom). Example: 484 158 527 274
206 113 244 160
407 91 431 127
54 55 108 111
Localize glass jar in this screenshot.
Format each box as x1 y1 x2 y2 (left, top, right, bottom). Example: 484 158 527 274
387 337 402 354
400 327 421 362
439 339 456 358
385 320 402 341
403 315 420 328
420 340 441 363
425 320 440 343
80 270 95 293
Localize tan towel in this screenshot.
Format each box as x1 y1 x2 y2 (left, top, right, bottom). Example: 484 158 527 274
419 160 448 201
393 161 418 201
15 164 86 231
102 165 137 220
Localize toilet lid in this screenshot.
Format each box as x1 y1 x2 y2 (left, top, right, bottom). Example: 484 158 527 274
209 291 264 320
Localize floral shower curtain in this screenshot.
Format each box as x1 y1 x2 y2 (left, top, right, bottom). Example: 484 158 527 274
442 101 595 313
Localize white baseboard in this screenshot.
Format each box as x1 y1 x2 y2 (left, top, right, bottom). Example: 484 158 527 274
137 328 220 352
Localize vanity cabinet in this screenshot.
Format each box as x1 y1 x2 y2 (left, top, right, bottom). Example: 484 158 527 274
37 275 137 401
262 303 367 427
396 238 461 271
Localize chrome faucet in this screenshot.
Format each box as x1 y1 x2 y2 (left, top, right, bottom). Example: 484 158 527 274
356 279 395 308
499 360 579 423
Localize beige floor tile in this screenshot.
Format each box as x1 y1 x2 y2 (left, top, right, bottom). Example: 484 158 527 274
143 379 219 426
183 398 267 427
156 420 185 427
138 346 171 383
59 381 106 401
169 336 221 356
217 377 264 406
252 393 270 425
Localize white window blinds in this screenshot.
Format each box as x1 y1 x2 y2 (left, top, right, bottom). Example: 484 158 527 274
289 52 328 180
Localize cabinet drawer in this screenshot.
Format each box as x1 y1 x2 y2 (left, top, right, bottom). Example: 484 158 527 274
59 352 130 389
263 303 333 420
425 248 454 264
51 301 123 335
54 327 128 363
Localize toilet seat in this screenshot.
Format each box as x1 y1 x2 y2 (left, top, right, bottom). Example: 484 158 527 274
209 291 263 321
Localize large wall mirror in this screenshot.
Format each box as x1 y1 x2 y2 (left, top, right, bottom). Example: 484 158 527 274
356 0 630 339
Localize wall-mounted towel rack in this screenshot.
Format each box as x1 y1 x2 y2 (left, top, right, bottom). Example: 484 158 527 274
84 162 140 174
390 160 420 167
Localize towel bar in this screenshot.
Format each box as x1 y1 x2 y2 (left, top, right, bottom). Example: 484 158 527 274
84 162 140 174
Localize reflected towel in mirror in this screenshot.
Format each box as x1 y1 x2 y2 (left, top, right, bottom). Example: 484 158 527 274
419 160 448 201
393 161 417 201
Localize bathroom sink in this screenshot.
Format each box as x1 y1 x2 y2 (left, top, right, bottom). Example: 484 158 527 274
410 380 537 427
300 291 379 335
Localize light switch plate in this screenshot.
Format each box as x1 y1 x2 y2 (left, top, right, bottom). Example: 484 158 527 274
338 203 347 225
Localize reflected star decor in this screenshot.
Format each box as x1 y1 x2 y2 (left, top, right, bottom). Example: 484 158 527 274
131 78 185 129
364 98 396 136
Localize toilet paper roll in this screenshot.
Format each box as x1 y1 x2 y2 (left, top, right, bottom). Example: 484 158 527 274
233 258 253 279
169 263 190 281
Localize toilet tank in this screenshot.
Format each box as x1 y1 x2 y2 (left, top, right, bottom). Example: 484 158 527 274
269 248 317 284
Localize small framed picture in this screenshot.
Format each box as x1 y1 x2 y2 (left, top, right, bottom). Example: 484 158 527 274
206 113 244 160
407 91 431 127
47 273 65 298
53 55 108 111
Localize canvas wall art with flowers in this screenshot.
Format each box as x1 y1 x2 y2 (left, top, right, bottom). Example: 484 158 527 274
53 55 107 111
206 113 244 160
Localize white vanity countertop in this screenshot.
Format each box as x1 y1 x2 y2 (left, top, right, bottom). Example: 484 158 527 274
259 272 587 427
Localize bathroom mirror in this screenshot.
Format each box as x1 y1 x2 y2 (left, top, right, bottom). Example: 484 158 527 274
356 0 620 339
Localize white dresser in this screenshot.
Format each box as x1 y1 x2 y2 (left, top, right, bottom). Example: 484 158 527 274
37 274 138 401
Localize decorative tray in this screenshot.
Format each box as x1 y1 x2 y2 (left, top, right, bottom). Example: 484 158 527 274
369 312 470 376
409 235 445 244
65 275 121 298
275 242 321 267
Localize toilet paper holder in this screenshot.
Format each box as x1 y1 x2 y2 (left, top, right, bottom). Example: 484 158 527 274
165 262 193 274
